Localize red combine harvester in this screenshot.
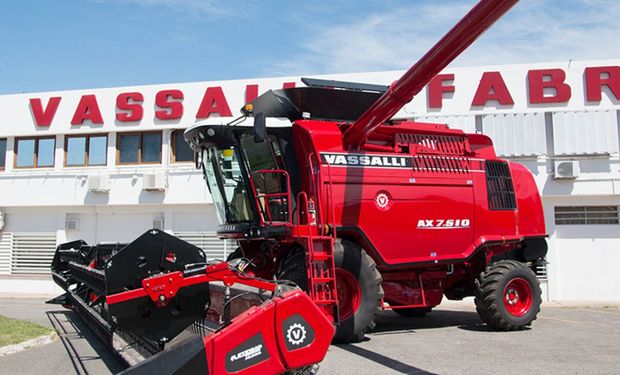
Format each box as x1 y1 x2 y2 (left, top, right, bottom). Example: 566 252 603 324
50 0 544 373
184 0 546 342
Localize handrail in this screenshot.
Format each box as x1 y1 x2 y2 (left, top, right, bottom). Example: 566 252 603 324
307 153 325 233
324 162 337 241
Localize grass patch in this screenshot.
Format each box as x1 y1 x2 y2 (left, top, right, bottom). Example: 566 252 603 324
0 315 52 347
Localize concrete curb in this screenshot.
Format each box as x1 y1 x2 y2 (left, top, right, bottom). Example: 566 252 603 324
0 332 58 356
0 293 59 299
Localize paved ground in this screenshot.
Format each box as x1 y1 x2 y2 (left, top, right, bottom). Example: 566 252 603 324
1 298 619 374
0 299 124 374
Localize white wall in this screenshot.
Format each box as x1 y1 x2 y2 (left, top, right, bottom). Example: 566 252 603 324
544 196 620 301
1 205 218 244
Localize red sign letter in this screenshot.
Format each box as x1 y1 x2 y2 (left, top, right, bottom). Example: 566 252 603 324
245 84 259 104
71 95 104 125
116 92 144 122
155 90 184 120
471 72 514 107
528 69 571 104
585 66 620 102
30 97 61 127
428 74 455 108
196 87 232 119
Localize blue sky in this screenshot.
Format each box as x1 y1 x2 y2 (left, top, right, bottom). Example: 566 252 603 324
0 0 618 95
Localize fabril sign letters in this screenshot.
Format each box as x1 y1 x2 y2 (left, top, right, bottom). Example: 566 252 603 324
27 65 620 128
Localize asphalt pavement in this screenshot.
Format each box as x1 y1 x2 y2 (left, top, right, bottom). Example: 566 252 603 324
0 297 618 374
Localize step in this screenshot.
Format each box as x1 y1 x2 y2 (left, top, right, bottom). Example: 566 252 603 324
309 253 332 261
311 277 336 283
313 299 338 304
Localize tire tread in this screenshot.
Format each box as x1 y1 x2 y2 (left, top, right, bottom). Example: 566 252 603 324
474 260 542 331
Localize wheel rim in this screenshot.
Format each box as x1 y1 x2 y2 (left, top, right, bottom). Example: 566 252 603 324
503 277 533 317
335 268 361 321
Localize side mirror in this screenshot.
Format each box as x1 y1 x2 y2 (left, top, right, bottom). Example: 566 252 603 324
254 112 267 142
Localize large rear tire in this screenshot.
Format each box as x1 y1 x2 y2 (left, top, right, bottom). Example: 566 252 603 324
475 260 542 331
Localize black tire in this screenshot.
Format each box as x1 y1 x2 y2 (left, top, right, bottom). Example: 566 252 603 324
276 240 383 343
277 247 308 290
475 260 542 331
226 247 243 262
393 307 432 318
332 240 383 343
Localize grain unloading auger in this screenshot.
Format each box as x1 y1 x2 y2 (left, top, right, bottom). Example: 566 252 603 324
49 0 540 373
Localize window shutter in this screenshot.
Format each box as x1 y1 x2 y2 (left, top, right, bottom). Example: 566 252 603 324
11 233 57 274
174 231 236 261
0 232 12 275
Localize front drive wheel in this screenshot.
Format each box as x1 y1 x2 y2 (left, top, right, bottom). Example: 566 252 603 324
277 240 383 343
226 247 243 262
333 240 383 343
475 260 542 331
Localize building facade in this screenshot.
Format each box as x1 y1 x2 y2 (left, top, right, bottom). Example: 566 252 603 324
1 59 619 301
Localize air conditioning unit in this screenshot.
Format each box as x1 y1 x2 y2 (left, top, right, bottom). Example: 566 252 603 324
553 160 580 179
66 218 79 231
143 172 167 191
88 174 111 192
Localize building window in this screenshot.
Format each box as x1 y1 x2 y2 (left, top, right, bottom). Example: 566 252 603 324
171 129 194 163
65 134 108 166
15 137 55 168
117 132 162 164
0 139 6 170
555 206 619 225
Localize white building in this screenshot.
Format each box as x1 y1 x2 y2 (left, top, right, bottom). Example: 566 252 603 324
1 59 619 301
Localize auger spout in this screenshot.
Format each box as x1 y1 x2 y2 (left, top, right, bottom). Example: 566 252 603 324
342 0 518 149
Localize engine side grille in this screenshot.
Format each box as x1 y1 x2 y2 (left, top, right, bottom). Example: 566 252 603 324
412 155 470 174
485 161 516 210
396 133 468 155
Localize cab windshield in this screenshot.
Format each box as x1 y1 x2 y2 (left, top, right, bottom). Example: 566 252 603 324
203 147 254 223
202 133 287 225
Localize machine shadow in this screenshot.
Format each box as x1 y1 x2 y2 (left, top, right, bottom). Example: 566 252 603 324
47 310 126 375
371 309 490 334
334 344 438 374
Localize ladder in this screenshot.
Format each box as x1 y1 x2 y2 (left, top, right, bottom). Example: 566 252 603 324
306 234 338 321
296 188 339 322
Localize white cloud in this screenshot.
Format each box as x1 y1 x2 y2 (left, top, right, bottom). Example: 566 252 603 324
267 0 620 76
108 0 254 19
